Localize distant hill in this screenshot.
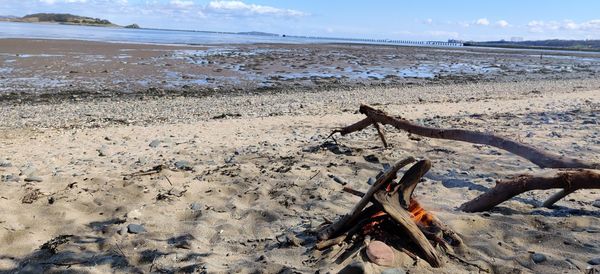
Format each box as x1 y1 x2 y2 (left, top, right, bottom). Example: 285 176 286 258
1 13 139 28
465 39 600 51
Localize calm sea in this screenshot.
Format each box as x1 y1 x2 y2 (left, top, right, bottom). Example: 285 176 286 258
0 21 355 45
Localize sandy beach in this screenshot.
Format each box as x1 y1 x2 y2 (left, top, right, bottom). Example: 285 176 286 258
1 39 599 273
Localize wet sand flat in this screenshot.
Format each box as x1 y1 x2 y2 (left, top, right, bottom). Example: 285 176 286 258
1 38 600 99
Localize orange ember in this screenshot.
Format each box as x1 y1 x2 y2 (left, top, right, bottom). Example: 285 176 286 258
362 211 388 234
408 199 434 227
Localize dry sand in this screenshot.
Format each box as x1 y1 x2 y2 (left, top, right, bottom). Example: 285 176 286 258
0 76 599 273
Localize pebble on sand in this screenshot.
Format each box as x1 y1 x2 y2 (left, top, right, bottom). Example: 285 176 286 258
97 145 108 157
366 240 395 266
24 176 43 182
338 261 364 274
531 253 547 263
589 258 600 265
174 160 193 171
149 139 161 148
127 224 146 234
0 160 12 167
381 268 406 274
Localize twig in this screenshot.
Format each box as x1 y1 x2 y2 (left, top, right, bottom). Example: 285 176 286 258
309 170 321 181
164 175 173 186
446 253 490 273
342 187 365 197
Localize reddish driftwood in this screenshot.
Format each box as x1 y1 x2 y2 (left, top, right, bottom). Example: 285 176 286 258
460 169 600 212
333 105 599 169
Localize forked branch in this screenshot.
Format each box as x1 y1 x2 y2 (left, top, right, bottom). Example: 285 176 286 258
333 104 599 169
460 169 600 212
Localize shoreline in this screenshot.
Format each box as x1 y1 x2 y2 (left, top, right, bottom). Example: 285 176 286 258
2 77 599 129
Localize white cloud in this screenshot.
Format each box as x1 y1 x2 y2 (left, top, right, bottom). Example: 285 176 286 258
423 18 433 24
475 18 489 26
40 0 87 4
207 1 307 17
170 0 194 8
527 19 600 33
496 20 509 28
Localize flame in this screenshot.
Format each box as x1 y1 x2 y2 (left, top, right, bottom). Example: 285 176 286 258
408 199 434 227
362 211 388 234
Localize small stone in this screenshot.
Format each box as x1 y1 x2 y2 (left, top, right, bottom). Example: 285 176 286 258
364 154 380 163
190 203 202 211
592 200 600 208
366 177 375 185
24 176 43 182
589 258 600 265
338 261 364 274
97 146 108 157
118 226 127 235
1 174 19 182
0 160 11 168
127 209 142 219
381 268 406 274
174 160 193 171
20 166 37 177
366 240 395 266
149 140 161 148
531 253 547 263
328 174 347 185
127 224 146 234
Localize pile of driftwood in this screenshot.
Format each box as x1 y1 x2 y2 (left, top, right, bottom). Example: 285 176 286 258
316 158 465 268
328 105 600 212
315 104 599 269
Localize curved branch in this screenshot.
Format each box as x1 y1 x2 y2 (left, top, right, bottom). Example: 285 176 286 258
460 170 600 212
339 105 599 169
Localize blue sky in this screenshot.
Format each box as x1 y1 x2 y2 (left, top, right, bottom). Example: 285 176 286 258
1 0 600 41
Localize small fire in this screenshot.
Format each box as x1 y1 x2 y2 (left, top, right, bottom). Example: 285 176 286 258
362 211 387 234
408 199 434 227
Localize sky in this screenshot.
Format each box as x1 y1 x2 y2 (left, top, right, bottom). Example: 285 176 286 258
1 0 600 41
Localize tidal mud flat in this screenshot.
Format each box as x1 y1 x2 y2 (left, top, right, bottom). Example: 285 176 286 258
1 38 600 101
0 39 599 273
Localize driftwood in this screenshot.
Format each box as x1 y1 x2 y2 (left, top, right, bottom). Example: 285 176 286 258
374 189 442 267
460 169 600 212
334 105 598 169
317 159 464 268
317 157 415 241
330 104 600 211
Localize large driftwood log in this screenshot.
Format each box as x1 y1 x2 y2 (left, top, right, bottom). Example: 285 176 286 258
334 105 599 169
332 104 600 210
317 157 415 240
460 169 600 212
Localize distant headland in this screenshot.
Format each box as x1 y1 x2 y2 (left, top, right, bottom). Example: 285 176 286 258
0 13 139 28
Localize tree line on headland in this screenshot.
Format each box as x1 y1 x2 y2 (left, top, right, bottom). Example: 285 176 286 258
0 13 139 28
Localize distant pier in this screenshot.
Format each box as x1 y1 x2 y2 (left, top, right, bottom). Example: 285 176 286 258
282 35 463 47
